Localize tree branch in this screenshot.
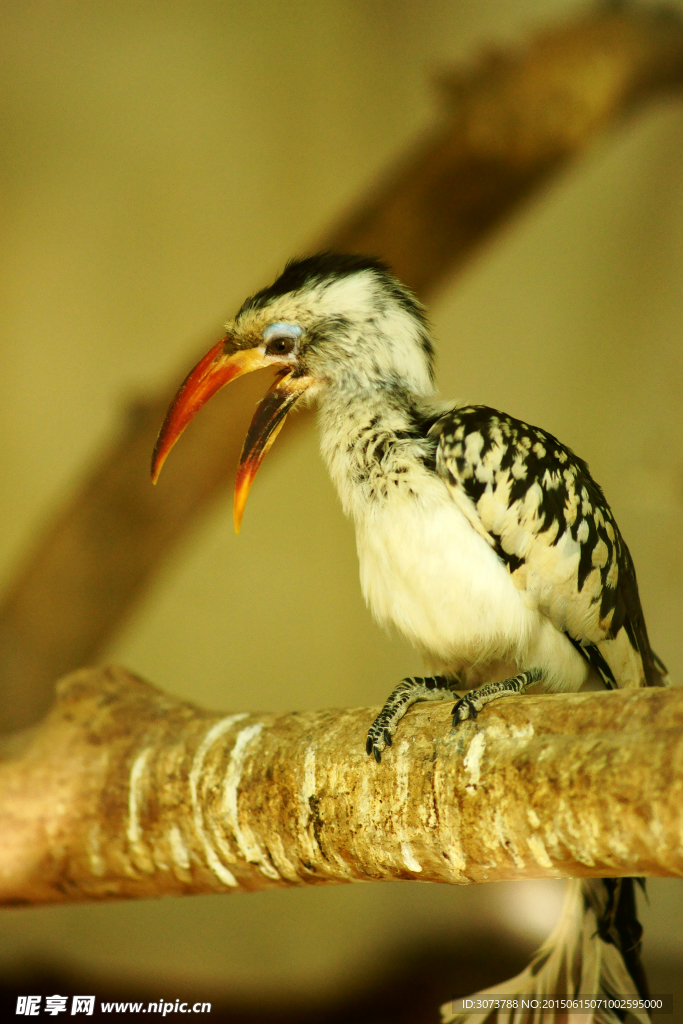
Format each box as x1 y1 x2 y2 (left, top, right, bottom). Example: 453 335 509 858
1 6 682 733
329 5 683 294
2 666 682 905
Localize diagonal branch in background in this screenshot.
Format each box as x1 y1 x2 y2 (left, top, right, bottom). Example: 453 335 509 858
1 666 682 905
329 5 683 293
2 6 683 733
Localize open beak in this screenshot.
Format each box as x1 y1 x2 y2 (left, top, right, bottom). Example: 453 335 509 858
233 370 312 533
151 336 313 532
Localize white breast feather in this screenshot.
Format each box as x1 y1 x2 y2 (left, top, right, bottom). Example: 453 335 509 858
353 473 587 692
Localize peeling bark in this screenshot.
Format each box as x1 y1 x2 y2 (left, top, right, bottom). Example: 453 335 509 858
2 666 682 905
1 7 683 733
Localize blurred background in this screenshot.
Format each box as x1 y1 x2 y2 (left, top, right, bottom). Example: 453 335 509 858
1 0 682 1018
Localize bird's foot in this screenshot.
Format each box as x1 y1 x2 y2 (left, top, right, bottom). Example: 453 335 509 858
451 694 479 722
367 675 455 762
452 668 542 729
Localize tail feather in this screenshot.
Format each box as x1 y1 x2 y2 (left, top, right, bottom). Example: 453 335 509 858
651 651 670 687
441 879 650 1024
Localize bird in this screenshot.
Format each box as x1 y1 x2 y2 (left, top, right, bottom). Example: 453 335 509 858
152 252 667 1023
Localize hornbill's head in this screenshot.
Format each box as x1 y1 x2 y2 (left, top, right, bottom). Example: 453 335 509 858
151 252 434 531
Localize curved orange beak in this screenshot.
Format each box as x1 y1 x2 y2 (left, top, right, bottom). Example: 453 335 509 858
151 337 313 533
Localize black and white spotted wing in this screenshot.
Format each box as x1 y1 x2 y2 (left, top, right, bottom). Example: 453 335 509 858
430 405 665 689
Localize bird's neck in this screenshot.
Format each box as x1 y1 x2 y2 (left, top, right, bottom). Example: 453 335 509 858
316 380 440 520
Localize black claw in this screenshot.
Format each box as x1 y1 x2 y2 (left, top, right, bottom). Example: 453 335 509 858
366 736 373 755
373 746 382 763
383 730 392 746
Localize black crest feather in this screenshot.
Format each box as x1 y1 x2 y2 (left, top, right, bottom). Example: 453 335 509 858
239 252 393 313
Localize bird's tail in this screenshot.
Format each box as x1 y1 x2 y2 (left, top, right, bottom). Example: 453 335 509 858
441 878 650 1024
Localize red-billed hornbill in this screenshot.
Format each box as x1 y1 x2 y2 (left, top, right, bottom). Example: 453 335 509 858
152 253 667 1022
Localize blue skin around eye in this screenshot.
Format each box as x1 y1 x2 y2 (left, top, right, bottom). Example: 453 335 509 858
263 323 303 342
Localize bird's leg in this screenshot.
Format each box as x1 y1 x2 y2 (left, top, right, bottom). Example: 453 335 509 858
452 668 543 726
367 676 457 762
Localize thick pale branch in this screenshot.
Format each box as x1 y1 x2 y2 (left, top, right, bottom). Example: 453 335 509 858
2 7 683 733
1 666 682 906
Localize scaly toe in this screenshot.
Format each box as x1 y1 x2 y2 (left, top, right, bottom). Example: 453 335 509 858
452 698 476 725
366 727 386 760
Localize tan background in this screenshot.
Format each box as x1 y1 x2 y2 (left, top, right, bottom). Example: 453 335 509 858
1 0 682 1004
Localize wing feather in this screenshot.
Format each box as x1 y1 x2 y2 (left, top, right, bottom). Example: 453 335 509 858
431 405 665 688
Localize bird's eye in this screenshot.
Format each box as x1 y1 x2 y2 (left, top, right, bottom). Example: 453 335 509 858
266 337 294 356
263 322 302 357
